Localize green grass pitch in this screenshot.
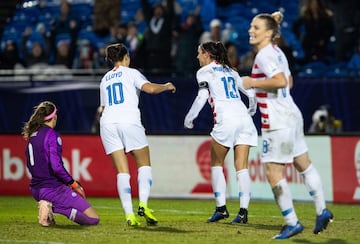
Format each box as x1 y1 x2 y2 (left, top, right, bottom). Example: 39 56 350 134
0 196 359 244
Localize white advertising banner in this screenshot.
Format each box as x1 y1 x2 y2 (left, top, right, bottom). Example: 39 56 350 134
148 135 333 202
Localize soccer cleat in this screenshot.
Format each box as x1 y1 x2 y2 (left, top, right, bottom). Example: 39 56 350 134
231 208 248 224
138 202 158 226
38 200 55 227
273 221 304 239
126 213 140 226
313 208 334 234
207 207 229 222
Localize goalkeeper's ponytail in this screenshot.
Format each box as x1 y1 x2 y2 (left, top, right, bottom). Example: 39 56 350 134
22 101 57 140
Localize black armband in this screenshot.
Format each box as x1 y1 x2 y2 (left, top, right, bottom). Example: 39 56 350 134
198 81 209 89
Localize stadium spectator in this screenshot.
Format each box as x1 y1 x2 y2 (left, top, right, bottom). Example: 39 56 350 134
93 44 110 70
126 21 144 69
292 0 334 64
107 23 128 45
21 26 50 67
184 41 258 224
48 0 79 68
199 18 228 44
72 39 94 70
93 0 120 37
243 11 333 239
0 40 24 70
238 47 256 75
172 12 203 77
98 43 176 226
225 41 240 70
50 0 78 37
327 0 360 62
134 8 148 35
22 101 99 226
53 37 76 68
141 0 175 74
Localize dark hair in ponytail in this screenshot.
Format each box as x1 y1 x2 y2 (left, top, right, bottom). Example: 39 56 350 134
200 41 232 69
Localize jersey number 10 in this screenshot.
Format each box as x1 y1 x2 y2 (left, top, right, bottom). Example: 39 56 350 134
106 82 124 105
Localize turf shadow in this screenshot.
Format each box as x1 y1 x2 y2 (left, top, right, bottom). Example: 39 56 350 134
136 226 190 233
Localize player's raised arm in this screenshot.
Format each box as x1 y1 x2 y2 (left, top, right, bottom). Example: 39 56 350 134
141 82 176 94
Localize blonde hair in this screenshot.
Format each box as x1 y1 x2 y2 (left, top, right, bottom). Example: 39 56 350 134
255 11 283 42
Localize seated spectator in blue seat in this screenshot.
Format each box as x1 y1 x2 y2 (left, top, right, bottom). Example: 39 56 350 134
72 39 94 70
0 40 25 69
21 26 51 68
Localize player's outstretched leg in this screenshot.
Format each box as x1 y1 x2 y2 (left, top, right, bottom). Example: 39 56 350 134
231 208 248 224
138 202 158 225
38 200 55 227
207 205 229 222
314 208 334 234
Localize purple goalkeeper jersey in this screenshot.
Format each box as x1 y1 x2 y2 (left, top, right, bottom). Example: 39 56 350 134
25 126 73 189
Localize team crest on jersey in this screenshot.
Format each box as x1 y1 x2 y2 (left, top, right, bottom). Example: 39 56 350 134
57 137 62 146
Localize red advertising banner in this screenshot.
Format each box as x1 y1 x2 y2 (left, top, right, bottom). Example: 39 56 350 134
0 135 138 197
331 137 360 203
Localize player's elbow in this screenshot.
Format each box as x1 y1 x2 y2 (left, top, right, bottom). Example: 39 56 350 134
142 83 158 94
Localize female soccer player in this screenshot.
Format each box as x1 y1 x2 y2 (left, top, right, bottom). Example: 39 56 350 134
184 41 258 224
23 101 99 226
242 11 333 239
99 43 176 226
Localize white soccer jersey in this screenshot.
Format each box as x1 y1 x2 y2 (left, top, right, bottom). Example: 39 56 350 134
99 65 149 125
197 61 251 124
251 44 302 131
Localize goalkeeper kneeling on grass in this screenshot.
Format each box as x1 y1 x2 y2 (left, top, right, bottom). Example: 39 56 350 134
22 101 100 227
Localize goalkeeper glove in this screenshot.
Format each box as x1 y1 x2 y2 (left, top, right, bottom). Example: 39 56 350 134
69 180 86 198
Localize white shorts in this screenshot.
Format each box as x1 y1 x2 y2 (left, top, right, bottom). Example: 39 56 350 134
210 115 258 148
261 125 308 163
100 123 148 154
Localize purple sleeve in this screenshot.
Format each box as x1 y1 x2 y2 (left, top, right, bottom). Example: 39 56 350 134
46 130 73 184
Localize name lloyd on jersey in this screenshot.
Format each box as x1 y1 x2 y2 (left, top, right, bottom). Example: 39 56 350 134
0 148 92 181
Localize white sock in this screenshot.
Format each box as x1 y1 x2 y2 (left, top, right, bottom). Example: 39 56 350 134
301 164 326 215
138 166 152 205
211 166 226 207
273 179 298 226
117 173 133 215
236 169 251 209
